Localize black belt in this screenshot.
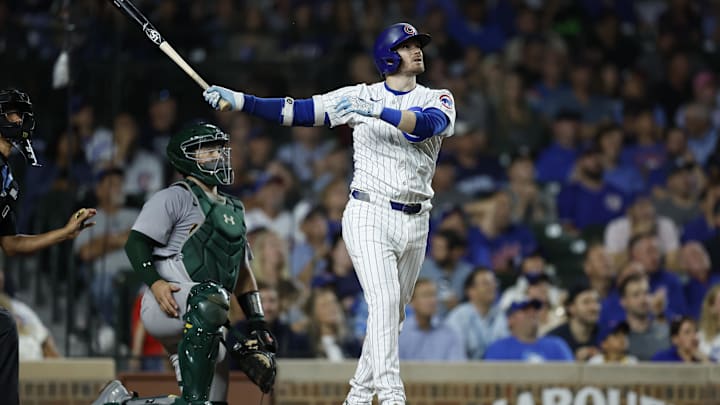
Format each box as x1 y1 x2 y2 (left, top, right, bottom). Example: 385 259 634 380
351 190 422 215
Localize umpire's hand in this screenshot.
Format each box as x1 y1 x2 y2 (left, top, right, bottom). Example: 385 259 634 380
151 280 180 318
64 208 97 239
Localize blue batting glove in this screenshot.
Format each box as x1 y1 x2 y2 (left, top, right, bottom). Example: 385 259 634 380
334 96 383 118
203 85 244 111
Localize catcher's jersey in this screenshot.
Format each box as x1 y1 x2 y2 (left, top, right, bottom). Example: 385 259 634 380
317 82 456 203
131 185 251 265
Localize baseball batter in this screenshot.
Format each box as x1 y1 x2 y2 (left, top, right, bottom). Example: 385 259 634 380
204 23 455 405
93 123 277 405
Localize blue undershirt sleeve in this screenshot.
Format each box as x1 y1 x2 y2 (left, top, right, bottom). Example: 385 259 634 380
242 95 321 127
386 107 448 143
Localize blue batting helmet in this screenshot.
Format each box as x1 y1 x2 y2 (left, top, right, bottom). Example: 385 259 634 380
373 23 431 76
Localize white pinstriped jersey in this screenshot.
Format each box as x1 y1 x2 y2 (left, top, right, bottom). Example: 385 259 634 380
314 82 456 203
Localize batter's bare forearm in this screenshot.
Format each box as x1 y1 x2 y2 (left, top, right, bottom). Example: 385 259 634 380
0 229 68 256
397 110 418 133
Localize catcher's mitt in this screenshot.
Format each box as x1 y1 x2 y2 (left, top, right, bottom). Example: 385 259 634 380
230 337 277 394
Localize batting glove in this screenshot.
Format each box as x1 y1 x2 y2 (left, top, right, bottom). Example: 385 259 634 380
335 96 383 118
203 85 245 111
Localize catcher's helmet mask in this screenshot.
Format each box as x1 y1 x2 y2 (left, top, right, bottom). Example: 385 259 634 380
181 135 233 185
0 89 40 166
167 123 233 186
373 23 432 76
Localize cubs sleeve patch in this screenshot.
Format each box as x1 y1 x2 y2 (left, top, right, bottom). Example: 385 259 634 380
439 94 454 110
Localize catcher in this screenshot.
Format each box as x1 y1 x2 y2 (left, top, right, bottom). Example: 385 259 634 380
92 123 276 405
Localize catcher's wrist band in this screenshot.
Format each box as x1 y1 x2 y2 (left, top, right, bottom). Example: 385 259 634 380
238 290 265 319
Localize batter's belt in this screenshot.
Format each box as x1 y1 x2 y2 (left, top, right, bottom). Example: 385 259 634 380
350 189 431 215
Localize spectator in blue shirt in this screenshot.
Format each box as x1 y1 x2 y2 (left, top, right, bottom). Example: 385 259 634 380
681 183 720 244
445 269 508 360
419 230 474 317
535 110 580 184
596 124 646 195
483 299 574 362
629 233 688 318
557 147 629 232
464 190 537 272
681 242 720 319
398 279 466 362
291 206 329 286
651 316 710 362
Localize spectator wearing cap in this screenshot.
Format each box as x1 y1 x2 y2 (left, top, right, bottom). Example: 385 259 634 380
652 160 701 228
604 196 680 270
651 316 710 362
290 206 330 287
698 285 720 362
617 272 670 361
245 173 294 242
557 146 629 232
505 153 555 224
464 190 537 272
398 279 466 362
546 284 601 361
587 321 637 364
73 167 139 349
535 110 580 184
483 298 573 362
445 269 508 360
681 242 720 319
419 229 473 317
595 124 646 196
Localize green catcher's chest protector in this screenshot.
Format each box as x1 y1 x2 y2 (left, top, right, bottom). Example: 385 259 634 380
177 179 247 291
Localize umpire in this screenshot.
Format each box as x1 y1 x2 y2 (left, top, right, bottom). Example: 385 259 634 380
0 88 97 404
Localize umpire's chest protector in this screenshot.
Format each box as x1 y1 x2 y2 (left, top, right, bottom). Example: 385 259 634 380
178 180 247 291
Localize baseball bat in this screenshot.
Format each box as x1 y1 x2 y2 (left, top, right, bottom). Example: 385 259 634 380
110 0 231 111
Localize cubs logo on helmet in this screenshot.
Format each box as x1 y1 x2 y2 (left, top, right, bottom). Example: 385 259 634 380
403 24 417 35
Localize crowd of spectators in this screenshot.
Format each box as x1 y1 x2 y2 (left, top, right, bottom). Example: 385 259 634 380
2 0 720 368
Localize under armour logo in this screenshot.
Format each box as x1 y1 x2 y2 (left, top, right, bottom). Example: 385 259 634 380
223 214 235 225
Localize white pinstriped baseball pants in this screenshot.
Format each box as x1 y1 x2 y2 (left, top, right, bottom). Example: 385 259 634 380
342 196 430 405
